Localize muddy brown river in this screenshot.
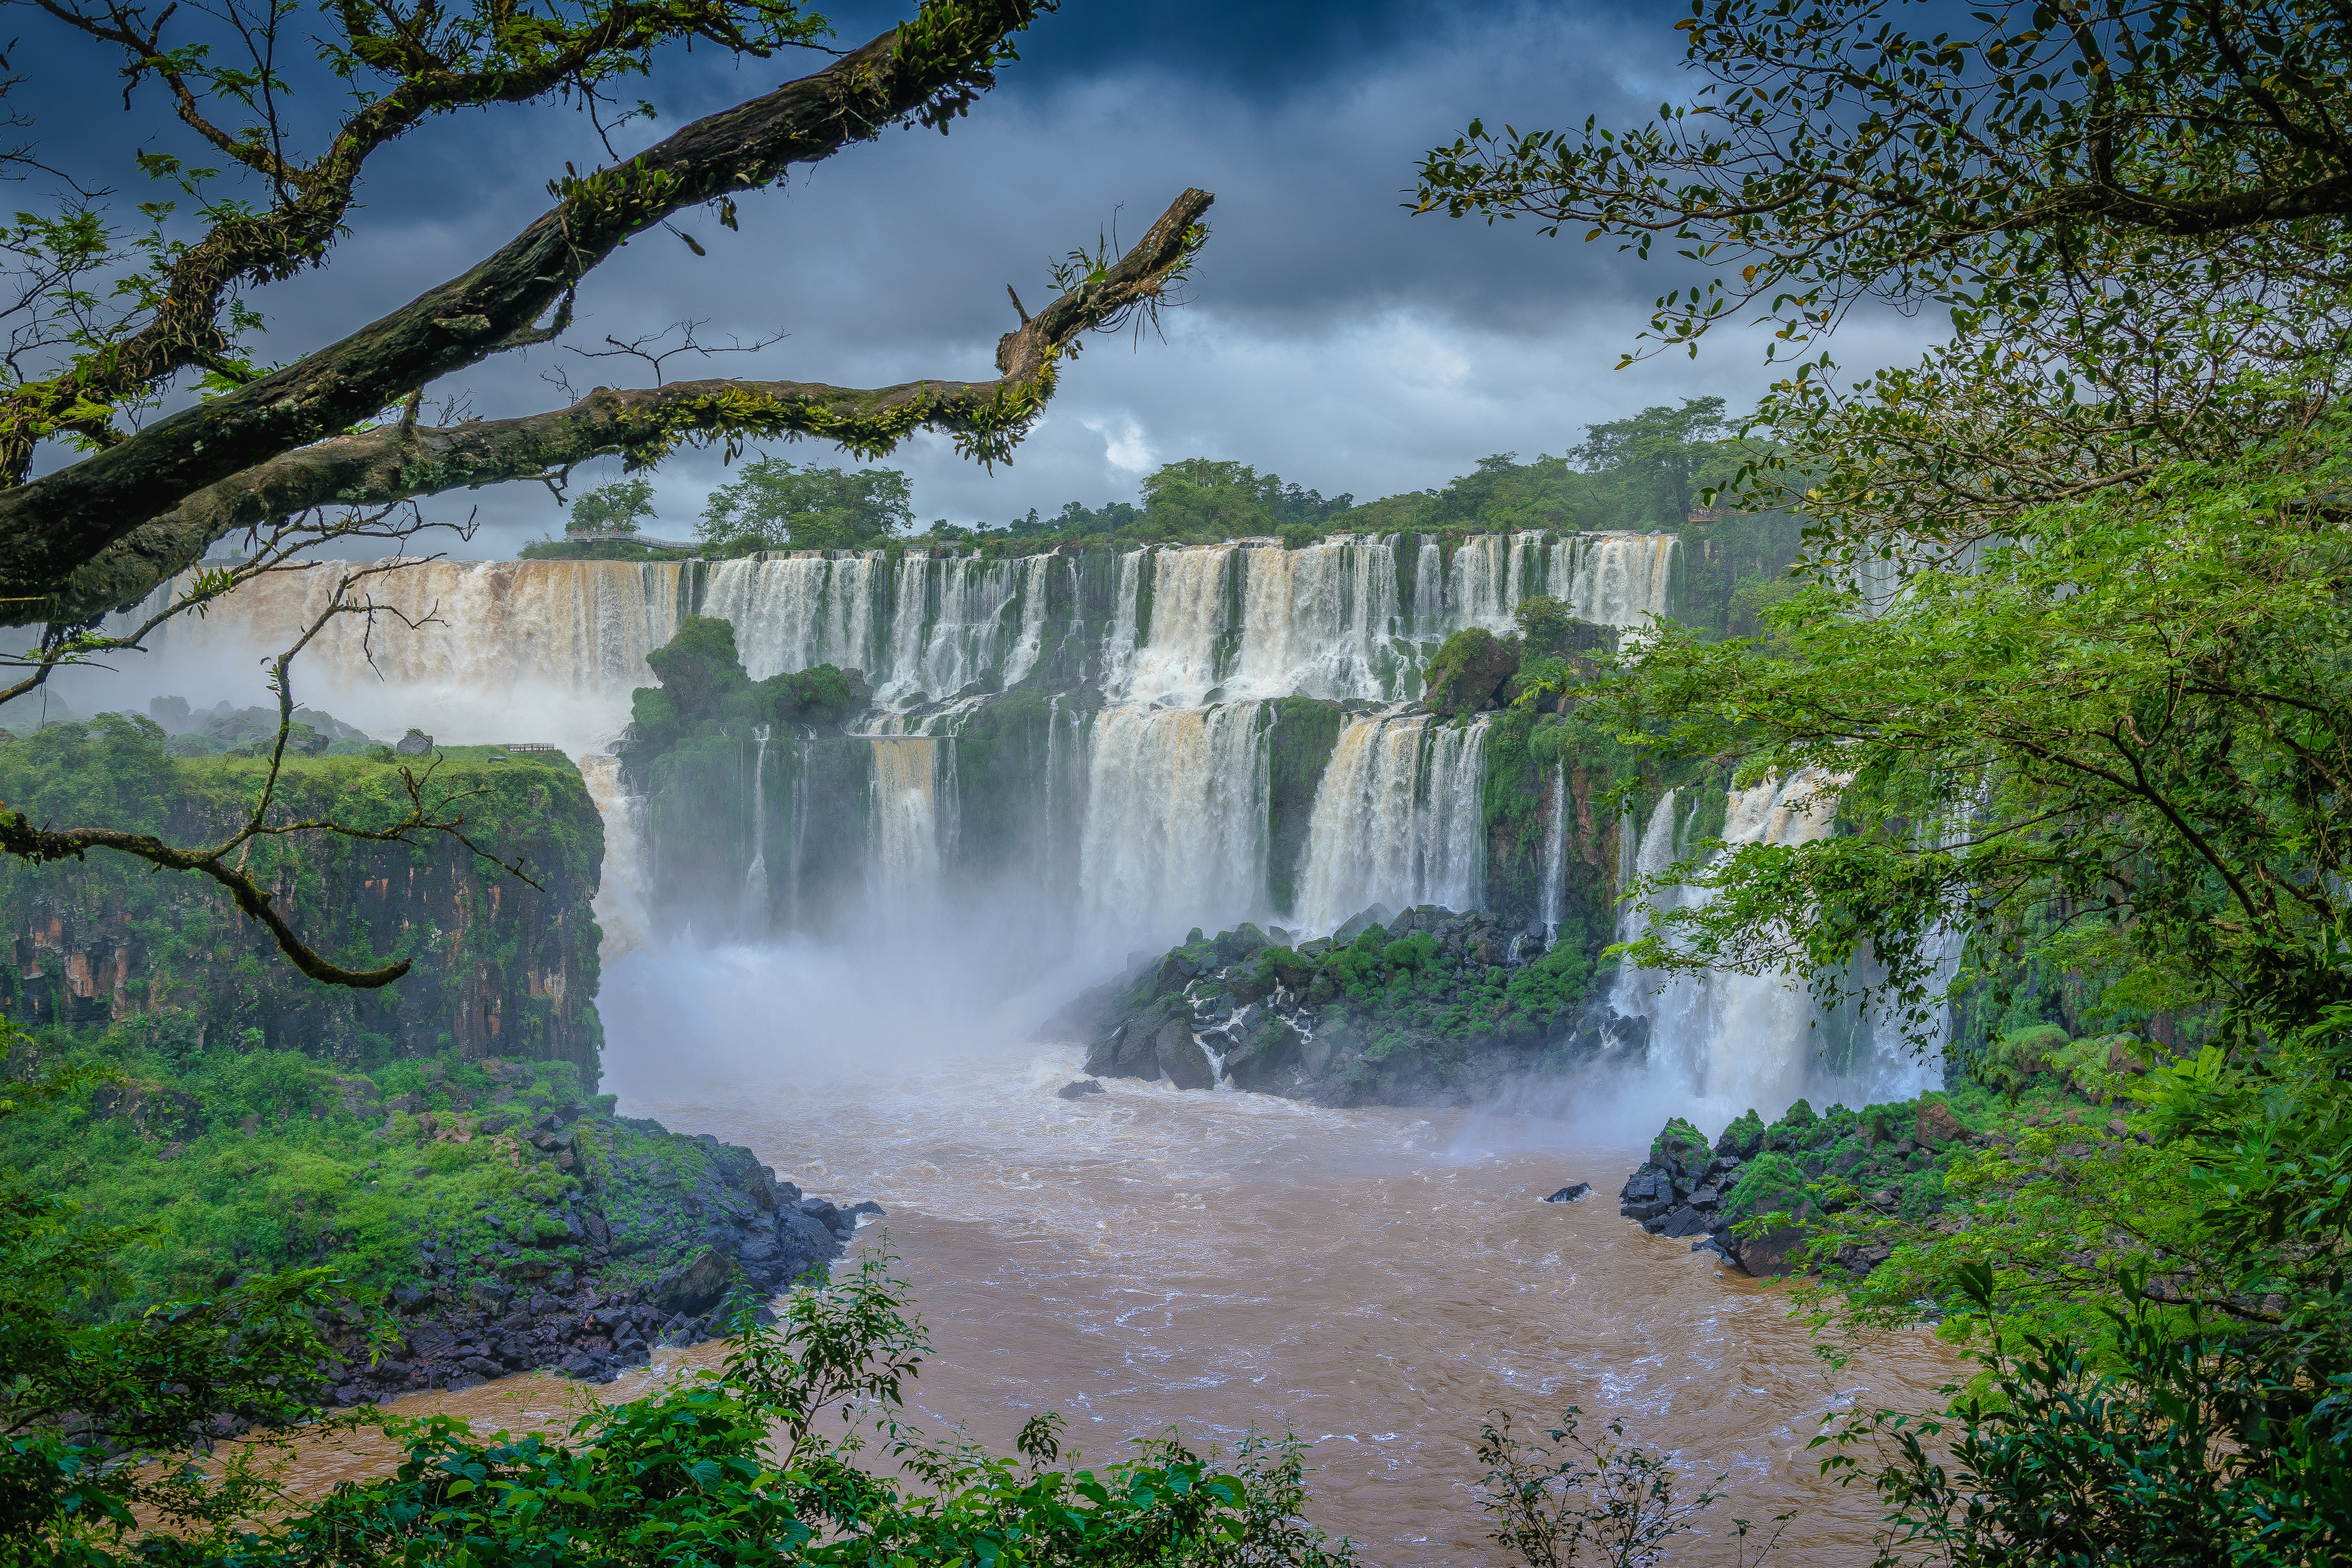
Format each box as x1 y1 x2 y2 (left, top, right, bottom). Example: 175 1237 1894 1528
279 944 1958 1566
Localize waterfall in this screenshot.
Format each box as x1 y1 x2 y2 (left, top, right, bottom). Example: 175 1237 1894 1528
704 554 880 682
1291 711 1489 934
1444 534 1520 630
579 752 653 960
869 737 942 904
1228 539 1406 699
1078 703 1269 941
1411 539 1443 634
1107 546 1232 705
121 560 685 746
1563 533 1678 629
1606 770 1937 1120
786 733 813 932
740 726 771 933
1538 763 1568 944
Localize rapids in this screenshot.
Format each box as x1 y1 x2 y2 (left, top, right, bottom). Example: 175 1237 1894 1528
275 942 1957 1568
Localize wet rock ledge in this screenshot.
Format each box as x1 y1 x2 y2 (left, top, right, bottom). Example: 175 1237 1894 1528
1052 905 1638 1108
312 1077 879 1405
1617 1094 2003 1277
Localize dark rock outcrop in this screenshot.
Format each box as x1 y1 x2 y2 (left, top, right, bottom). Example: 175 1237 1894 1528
1065 908 1630 1108
1616 1094 1994 1279
317 1095 868 1403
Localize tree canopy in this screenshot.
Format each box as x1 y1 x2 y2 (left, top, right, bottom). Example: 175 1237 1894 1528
1417 0 2352 564
700 458 915 553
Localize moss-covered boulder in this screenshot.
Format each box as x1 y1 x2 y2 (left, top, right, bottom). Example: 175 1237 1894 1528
1423 627 1520 715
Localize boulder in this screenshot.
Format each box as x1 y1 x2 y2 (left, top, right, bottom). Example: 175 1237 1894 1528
1156 1020 1216 1090
1056 1078 1105 1100
1227 1018 1303 1091
394 727 434 757
1332 905 1395 946
1660 1206 1710 1239
1422 626 1519 715
1734 1226 1810 1277
652 1246 734 1316
1916 1098 1964 1148
1543 1183 1591 1203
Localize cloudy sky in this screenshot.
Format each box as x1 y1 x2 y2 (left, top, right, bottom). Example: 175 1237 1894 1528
23 0 1930 553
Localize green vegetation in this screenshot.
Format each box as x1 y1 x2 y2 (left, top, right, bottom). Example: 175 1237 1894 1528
1437 1 2352 1554
567 476 659 536
1089 912 1603 1104
629 616 869 748
0 1026 608 1312
5 1040 1355 1568
698 456 917 555
0 714 604 1069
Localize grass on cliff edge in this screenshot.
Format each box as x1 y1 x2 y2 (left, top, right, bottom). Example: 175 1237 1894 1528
0 1024 722 1322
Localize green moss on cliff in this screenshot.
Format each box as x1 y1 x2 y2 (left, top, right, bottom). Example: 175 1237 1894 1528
0 715 605 1075
1264 698 1346 914
0 1027 814 1324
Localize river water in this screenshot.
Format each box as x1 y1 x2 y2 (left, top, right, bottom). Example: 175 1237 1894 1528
274 940 1956 1567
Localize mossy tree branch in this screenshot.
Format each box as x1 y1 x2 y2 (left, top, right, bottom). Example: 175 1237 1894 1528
0 0 1074 614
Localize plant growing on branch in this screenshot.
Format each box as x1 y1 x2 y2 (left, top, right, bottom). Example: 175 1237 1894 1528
0 0 1213 622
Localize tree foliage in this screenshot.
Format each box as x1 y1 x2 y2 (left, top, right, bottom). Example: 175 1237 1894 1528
1417 0 2352 563
1438 1 2352 1554
569 478 658 535
699 457 914 554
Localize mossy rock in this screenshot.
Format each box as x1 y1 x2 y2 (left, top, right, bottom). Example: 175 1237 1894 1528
1720 1149 1811 1228
1978 1024 2071 1095
1423 628 1520 716
1650 1116 1711 1174
1715 1109 1766 1159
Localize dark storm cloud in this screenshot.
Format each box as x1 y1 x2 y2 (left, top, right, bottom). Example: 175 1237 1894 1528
18 0 1932 549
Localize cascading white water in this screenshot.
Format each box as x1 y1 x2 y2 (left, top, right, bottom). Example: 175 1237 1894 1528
741 726 771 933
1606 771 1939 1121
1106 546 1231 705
1538 763 1568 944
869 737 941 905
115 560 684 747
578 752 652 961
1227 540 1406 699
1291 711 1489 935
1077 704 1269 941
704 554 880 682
1563 533 1679 629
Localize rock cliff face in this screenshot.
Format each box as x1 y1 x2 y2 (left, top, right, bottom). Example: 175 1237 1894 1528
0 717 604 1077
1063 907 1642 1108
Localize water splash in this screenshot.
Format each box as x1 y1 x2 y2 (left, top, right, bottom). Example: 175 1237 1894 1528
869 737 942 905
1606 772 1941 1122
740 726 771 935
578 752 653 961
